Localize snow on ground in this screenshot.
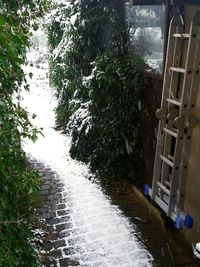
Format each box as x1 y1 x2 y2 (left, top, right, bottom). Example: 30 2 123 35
20 32 153 267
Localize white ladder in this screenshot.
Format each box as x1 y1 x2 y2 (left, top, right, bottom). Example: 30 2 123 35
144 11 200 229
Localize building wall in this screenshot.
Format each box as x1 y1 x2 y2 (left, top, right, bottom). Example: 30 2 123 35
135 2 200 245
184 5 200 245
142 4 200 245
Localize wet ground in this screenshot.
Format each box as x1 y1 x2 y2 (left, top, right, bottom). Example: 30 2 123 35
21 57 198 266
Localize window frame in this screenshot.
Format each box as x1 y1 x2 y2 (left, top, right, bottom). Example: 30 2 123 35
125 2 168 79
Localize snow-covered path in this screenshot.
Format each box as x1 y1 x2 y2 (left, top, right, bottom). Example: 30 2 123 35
19 28 200 266
20 48 154 266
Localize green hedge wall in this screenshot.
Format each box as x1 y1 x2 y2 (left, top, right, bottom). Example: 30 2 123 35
0 1 45 266
48 0 145 181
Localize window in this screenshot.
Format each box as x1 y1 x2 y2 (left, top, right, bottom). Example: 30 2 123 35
126 3 166 74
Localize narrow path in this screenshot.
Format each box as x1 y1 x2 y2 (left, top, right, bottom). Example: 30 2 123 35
21 43 198 267
22 59 153 266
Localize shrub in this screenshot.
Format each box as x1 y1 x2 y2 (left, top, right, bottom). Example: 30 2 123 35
48 0 146 181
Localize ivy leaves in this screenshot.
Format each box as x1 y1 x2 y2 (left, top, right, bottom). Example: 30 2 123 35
0 17 25 94
0 0 45 266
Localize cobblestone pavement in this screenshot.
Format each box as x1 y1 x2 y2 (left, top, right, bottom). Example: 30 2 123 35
22 48 198 266
30 155 198 267
30 159 154 267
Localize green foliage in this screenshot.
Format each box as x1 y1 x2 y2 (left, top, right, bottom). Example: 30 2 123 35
48 0 127 126
0 223 40 267
0 0 45 266
47 2 76 126
70 52 145 179
48 0 146 181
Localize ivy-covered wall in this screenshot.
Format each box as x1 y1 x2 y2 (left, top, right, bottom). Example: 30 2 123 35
48 0 145 181
0 1 45 266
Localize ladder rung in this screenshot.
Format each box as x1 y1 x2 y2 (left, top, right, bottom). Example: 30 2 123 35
168 155 174 161
169 67 186 73
163 127 177 138
154 195 169 213
160 155 174 167
172 33 190 38
165 181 170 187
166 98 181 106
157 182 170 195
